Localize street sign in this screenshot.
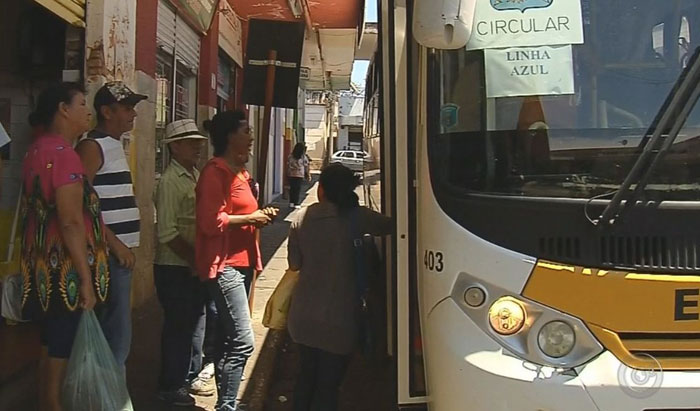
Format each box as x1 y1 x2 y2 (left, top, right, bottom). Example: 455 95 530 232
300 67 310 81
243 19 305 109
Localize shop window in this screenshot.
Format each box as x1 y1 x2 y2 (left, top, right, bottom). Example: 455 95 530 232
217 53 238 112
175 62 196 121
155 54 198 175
156 52 174 176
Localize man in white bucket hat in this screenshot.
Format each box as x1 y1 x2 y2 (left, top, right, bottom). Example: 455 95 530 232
154 119 209 406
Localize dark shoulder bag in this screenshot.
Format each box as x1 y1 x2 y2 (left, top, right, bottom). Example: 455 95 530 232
350 207 378 360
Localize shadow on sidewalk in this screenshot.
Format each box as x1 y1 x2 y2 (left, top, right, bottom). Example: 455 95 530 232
263 335 396 411
126 298 209 411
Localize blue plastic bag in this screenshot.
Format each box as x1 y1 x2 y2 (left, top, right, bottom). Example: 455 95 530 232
62 310 134 411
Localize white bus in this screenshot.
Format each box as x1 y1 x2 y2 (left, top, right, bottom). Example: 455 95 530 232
366 0 700 409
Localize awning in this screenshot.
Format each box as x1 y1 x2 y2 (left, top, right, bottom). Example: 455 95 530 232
35 0 86 27
218 0 243 67
170 0 219 34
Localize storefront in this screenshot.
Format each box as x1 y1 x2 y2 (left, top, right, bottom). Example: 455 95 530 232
217 54 236 112
217 0 243 111
0 2 85 403
155 0 203 174
0 0 84 270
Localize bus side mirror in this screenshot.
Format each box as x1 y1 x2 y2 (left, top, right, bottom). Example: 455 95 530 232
413 0 476 49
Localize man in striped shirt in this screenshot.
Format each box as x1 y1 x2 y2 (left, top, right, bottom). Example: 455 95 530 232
76 81 146 366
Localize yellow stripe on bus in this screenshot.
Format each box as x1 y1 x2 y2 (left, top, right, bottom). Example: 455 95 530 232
625 274 700 283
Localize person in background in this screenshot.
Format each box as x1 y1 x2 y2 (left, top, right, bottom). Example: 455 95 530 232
287 163 391 411
196 110 278 411
21 82 109 411
287 142 311 209
153 119 209 406
76 81 147 366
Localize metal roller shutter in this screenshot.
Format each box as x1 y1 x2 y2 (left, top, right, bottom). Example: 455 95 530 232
157 0 176 52
175 15 201 72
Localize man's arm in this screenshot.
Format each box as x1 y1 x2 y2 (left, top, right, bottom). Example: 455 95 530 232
105 225 136 270
165 236 195 268
76 139 133 268
155 175 195 267
75 139 104 184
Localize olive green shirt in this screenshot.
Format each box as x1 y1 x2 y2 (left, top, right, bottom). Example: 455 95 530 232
155 159 198 267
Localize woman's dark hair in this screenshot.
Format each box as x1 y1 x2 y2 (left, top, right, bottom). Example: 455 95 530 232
319 163 360 210
203 110 247 157
28 82 85 128
291 142 305 160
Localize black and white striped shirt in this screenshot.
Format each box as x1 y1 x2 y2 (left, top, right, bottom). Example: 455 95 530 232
87 130 140 248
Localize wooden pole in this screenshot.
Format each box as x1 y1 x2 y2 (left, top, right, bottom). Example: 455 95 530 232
256 49 278 207
250 49 277 313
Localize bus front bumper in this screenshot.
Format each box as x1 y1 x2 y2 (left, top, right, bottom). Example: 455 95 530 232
424 299 700 411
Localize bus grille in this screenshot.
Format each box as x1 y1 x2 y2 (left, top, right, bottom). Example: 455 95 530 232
538 236 581 260
617 332 700 370
589 325 700 370
600 236 700 271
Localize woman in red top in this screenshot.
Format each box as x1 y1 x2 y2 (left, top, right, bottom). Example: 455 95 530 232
21 83 109 411
196 110 277 411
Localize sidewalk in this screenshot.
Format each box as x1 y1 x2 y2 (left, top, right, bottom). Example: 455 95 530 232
128 179 318 411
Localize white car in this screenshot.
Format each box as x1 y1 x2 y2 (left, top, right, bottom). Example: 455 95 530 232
330 150 371 171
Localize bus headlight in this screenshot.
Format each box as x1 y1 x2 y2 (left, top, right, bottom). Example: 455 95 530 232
538 321 576 358
452 273 604 369
488 297 526 335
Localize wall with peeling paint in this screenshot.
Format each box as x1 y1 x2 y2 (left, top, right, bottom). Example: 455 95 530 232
86 0 157 308
85 0 137 87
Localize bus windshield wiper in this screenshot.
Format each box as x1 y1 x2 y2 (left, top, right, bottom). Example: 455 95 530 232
595 47 700 227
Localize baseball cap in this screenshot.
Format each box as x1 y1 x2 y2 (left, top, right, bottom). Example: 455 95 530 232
93 81 147 112
163 119 208 144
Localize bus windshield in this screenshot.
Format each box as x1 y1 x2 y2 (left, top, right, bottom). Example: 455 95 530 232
428 0 700 201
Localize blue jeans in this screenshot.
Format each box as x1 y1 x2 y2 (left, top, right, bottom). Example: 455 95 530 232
154 264 201 391
190 269 253 382
98 255 133 365
189 282 218 381
207 266 255 411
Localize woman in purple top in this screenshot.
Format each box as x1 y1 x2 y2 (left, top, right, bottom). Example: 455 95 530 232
21 83 109 411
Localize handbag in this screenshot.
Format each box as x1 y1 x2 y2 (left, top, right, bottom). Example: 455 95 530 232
1 273 25 323
1 185 25 324
262 269 300 329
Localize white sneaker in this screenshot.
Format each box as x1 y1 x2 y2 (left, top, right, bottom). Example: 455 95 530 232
189 377 215 397
198 362 215 381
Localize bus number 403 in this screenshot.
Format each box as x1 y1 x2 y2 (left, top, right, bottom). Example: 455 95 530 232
424 250 444 273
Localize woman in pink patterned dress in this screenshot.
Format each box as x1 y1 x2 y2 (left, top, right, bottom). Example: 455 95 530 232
21 83 109 411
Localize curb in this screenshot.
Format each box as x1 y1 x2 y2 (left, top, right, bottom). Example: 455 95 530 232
240 329 286 410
